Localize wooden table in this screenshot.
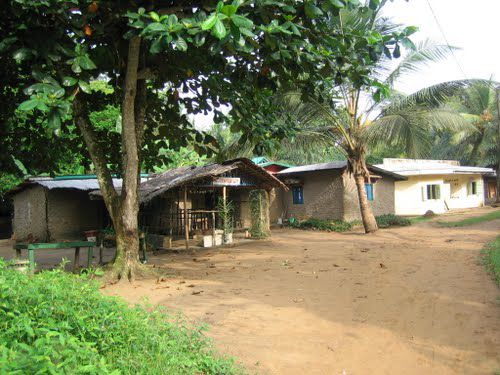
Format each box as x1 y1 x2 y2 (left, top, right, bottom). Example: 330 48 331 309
14 241 96 273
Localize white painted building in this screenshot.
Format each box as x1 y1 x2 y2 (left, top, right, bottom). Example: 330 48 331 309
375 159 495 215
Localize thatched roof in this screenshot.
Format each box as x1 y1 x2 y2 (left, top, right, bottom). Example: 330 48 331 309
139 158 286 203
90 158 286 203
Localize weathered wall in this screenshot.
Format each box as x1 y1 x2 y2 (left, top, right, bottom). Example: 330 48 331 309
282 170 344 220
394 174 485 215
231 189 252 228
483 177 497 205
268 188 286 225
342 173 396 221
47 189 104 240
12 186 48 241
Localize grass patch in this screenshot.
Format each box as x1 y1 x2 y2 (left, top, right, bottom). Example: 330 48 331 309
438 210 500 227
290 218 352 232
0 260 239 374
375 214 411 228
289 215 413 232
481 236 500 286
408 216 434 224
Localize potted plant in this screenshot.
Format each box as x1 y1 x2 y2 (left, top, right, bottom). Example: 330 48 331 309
217 197 234 244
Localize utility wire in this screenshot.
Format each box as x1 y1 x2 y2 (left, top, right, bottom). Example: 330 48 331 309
425 0 468 81
425 0 491 109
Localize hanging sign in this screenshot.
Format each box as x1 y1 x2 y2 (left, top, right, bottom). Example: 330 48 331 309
283 178 302 186
213 177 241 186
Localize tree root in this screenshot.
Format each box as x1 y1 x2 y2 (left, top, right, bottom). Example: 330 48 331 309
103 260 162 283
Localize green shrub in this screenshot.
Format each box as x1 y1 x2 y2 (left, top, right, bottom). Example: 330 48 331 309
0 260 238 374
375 214 412 228
290 218 352 232
481 236 500 286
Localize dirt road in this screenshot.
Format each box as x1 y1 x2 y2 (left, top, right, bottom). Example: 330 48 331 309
102 208 500 374
2 208 497 374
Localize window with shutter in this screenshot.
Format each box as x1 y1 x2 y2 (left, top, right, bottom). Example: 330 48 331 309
425 184 441 200
292 186 304 204
365 183 374 201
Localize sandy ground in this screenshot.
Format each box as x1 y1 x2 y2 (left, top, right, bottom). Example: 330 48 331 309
1 207 499 374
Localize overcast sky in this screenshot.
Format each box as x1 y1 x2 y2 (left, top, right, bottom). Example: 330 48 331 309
383 0 500 93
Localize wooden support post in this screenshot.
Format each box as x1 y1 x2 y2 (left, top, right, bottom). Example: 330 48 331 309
184 186 189 250
212 211 216 247
87 246 93 268
28 248 35 274
99 237 104 265
74 247 80 272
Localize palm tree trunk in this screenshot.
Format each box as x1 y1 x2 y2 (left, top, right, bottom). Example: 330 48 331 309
350 156 378 233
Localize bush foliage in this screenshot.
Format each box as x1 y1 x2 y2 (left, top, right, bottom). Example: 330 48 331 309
291 218 352 232
481 236 500 286
375 214 412 228
0 261 238 374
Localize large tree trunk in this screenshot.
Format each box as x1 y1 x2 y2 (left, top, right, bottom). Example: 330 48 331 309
73 37 145 281
350 155 378 233
112 36 143 281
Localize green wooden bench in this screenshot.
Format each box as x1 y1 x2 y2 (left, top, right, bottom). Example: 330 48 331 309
14 241 96 273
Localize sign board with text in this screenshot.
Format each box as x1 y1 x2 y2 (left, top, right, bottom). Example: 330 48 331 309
213 177 241 186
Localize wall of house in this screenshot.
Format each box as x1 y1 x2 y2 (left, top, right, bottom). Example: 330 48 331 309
12 186 48 241
282 170 344 220
394 174 484 215
342 173 396 221
230 189 252 228
46 189 104 240
269 188 286 225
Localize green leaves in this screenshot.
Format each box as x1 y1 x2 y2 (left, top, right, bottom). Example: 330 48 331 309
13 47 33 62
231 15 253 29
328 0 345 8
47 109 62 129
213 19 227 39
18 99 40 111
305 2 324 18
175 37 188 51
62 77 77 87
76 55 96 70
78 80 92 94
201 14 218 30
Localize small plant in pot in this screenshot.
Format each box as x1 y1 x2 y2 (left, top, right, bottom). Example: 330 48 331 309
217 197 234 244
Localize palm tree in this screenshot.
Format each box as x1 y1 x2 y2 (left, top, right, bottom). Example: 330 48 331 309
277 33 467 233
426 81 499 201
208 122 254 163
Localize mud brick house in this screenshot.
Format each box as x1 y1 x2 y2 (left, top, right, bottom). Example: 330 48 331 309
8 176 122 241
270 161 406 222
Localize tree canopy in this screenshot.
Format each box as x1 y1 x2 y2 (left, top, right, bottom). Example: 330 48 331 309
2 0 415 278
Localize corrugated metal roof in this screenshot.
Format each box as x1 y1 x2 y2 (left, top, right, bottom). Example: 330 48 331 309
277 161 348 174
375 159 494 176
35 178 123 190
9 176 149 195
276 161 407 180
251 156 269 165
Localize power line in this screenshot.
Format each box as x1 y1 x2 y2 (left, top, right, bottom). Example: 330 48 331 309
425 0 469 81
425 0 492 110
